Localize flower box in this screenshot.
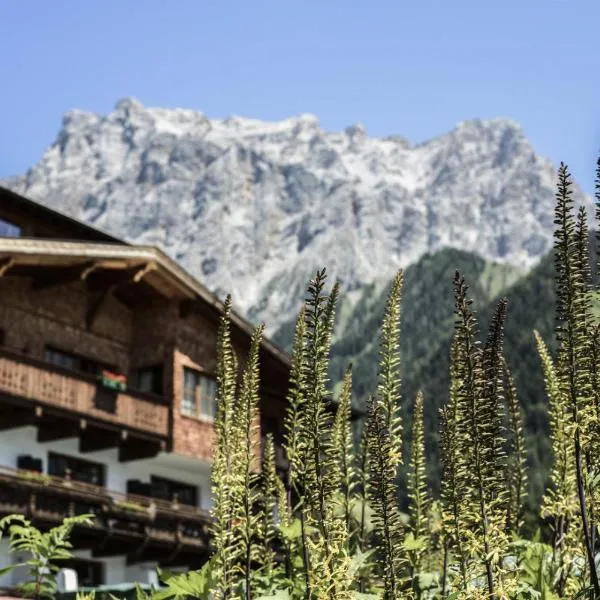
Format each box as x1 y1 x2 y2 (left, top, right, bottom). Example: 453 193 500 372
100 370 127 391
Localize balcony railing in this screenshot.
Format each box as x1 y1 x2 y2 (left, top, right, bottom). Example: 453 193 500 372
0 465 211 551
0 348 169 438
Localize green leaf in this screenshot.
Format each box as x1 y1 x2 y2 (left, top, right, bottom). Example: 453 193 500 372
0 562 24 576
403 532 427 551
347 548 375 579
417 571 438 590
152 561 212 600
279 518 303 541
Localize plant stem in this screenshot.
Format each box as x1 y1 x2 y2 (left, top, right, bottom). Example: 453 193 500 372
299 505 312 599
575 431 600 596
441 537 449 598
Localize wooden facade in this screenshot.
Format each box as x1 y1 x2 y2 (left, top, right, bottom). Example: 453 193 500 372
0 464 211 567
0 186 292 576
0 348 169 457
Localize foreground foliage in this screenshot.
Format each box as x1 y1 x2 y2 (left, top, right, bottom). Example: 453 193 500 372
200 159 600 599
0 513 93 599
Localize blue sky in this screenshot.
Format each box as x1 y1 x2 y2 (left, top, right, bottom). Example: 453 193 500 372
1 0 598 192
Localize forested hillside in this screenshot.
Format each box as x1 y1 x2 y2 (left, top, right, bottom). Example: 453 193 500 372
274 237 598 515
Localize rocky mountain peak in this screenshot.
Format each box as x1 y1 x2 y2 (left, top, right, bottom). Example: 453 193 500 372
2 99 592 333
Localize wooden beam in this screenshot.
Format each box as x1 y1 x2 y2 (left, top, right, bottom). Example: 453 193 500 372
92 535 138 558
86 263 156 293
81 262 100 279
0 257 15 277
119 438 162 462
89 526 114 558
127 547 207 568
132 261 157 283
114 280 169 311
126 529 152 562
37 418 86 443
0 409 37 430
32 261 98 291
164 539 185 564
79 429 121 453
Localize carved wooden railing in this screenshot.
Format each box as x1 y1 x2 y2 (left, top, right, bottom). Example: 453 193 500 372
0 465 211 549
0 348 169 437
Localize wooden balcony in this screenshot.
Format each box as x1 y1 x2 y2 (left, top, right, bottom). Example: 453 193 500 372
0 465 211 567
0 349 170 461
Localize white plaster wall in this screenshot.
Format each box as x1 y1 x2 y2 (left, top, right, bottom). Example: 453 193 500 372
0 540 40 588
0 426 213 587
71 549 156 586
0 540 14 587
0 426 212 509
0 540 161 589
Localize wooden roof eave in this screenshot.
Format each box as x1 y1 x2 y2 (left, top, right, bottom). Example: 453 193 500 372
0 238 293 370
0 185 126 245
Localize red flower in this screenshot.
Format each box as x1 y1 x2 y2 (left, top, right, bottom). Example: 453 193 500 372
102 370 127 383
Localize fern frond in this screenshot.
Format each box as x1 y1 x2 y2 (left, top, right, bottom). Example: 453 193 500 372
333 365 356 539
290 270 353 599
366 396 406 599
453 273 511 598
376 271 404 466
440 336 469 593
211 296 239 599
534 329 581 596
366 270 406 599
502 358 528 536
407 390 431 586
283 305 308 493
230 324 265 599
302 269 338 521
259 433 281 588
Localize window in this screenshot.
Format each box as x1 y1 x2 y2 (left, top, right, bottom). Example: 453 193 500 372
126 479 151 496
17 455 43 472
45 347 78 370
48 452 105 487
150 475 198 507
0 218 21 238
62 558 104 587
44 346 114 376
182 367 217 419
135 364 164 396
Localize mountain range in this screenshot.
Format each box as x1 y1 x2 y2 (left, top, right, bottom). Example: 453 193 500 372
2 97 593 336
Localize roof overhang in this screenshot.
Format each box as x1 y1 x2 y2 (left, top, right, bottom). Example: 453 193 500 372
0 238 292 370
0 185 127 244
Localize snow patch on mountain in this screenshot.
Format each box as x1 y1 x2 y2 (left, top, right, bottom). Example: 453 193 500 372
2 97 592 333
